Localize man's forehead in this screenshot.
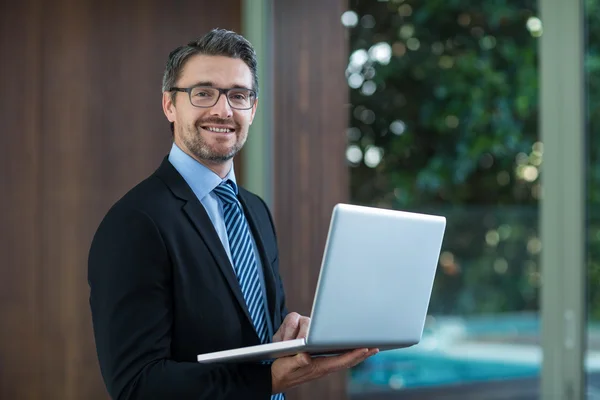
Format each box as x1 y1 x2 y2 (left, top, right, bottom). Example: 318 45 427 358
179 54 252 87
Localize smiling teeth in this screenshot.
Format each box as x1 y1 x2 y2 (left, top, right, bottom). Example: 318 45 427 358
206 127 232 133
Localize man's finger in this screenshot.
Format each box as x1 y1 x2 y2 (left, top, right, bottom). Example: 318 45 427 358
296 316 310 339
281 313 301 341
312 348 369 372
294 352 311 368
348 348 379 368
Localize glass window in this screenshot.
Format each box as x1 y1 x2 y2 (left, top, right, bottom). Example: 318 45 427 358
344 1 542 397
587 0 600 394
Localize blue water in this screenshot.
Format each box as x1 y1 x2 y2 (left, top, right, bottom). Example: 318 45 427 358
349 313 542 391
351 353 538 390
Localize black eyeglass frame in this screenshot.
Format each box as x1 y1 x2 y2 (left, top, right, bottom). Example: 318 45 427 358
169 85 258 110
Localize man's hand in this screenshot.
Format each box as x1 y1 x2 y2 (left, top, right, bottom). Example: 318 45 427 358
273 312 311 342
270 312 378 394
270 348 378 394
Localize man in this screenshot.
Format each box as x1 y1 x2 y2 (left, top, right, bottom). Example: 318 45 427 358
88 28 377 400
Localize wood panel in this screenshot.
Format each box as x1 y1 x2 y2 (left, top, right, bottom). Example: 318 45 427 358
272 1 350 399
0 0 42 399
0 0 241 398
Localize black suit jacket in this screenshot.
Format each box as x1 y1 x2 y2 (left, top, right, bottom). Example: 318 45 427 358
88 157 288 400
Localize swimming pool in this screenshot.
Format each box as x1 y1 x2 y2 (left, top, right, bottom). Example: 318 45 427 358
350 348 539 391
348 313 546 392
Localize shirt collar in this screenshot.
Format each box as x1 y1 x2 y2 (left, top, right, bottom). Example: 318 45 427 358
167 142 237 201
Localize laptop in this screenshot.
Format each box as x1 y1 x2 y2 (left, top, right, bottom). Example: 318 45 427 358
196 203 446 363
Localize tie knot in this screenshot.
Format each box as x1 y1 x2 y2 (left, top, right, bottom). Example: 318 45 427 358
213 180 238 205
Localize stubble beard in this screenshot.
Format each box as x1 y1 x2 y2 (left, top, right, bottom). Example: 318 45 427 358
180 122 247 164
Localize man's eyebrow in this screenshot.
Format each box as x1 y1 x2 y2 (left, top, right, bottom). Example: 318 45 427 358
187 81 253 91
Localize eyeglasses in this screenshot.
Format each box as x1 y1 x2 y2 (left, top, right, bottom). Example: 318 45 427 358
169 85 257 110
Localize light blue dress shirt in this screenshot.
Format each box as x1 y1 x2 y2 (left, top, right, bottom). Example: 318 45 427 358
168 142 274 338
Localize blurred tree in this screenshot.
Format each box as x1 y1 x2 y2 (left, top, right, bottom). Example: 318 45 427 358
345 0 559 315
345 0 600 393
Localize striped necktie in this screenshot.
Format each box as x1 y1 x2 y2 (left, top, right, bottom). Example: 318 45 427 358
213 181 285 400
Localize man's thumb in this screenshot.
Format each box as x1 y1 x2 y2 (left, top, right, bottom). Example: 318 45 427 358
294 352 311 367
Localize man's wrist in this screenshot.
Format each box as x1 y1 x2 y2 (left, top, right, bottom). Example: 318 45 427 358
271 363 285 394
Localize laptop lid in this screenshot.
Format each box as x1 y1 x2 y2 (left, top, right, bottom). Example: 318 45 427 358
305 203 446 349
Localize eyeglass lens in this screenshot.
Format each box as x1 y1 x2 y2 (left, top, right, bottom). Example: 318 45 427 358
190 87 255 109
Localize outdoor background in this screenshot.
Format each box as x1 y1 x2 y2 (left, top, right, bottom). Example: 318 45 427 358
345 0 599 399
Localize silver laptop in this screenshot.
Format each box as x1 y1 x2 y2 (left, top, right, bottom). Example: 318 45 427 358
196 203 446 363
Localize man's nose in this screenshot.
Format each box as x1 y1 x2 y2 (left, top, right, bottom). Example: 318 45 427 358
210 94 233 118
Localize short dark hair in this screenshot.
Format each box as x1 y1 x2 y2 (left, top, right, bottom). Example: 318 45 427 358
162 29 259 133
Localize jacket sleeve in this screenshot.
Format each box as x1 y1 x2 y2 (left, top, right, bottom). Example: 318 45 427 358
88 205 272 400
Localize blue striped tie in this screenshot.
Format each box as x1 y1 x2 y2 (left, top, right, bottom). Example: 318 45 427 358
213 181 285 400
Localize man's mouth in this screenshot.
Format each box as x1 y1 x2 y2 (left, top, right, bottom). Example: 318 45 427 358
202 125 235 133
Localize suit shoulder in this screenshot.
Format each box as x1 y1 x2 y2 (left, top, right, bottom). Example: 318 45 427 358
113 174 173 213
95 173 175 236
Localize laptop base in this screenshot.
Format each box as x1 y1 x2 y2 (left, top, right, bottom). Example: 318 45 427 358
197 338 413 364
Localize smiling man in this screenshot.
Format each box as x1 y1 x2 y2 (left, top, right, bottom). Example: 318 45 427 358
87 28 376 400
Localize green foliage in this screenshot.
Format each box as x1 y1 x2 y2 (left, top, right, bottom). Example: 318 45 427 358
346 0 600 317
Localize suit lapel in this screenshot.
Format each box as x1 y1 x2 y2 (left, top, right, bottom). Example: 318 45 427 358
238 194 278 327
181 201 253 325
154 157 254 327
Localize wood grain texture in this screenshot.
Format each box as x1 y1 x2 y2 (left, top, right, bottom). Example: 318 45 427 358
272 0 350 399
0 1 241 398
1 0 351 398
0 0 42 399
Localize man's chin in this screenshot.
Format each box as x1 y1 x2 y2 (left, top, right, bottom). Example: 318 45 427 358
196 147 239 163
204 153 236 163
184 134 244 164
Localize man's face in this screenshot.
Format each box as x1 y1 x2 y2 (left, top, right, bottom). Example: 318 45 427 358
164 54 257 164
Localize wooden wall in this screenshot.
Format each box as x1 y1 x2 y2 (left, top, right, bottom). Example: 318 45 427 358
0 0 241 398
0 0 350 399
272 1 350 399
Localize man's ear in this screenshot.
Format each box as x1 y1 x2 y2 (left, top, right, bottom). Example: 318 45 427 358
162 92 176 124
